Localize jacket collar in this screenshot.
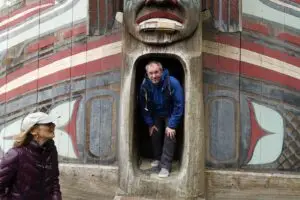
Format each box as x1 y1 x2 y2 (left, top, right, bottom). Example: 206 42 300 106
27 139 54 152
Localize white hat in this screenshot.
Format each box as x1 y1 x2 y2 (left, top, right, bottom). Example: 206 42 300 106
21 112 55 132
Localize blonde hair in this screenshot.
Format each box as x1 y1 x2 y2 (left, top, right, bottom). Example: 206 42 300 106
13 125 37 147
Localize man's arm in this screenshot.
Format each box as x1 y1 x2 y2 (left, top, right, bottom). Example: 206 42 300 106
139 84 154 127
167 77 184 129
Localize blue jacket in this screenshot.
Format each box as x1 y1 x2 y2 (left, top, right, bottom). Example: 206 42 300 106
139 69 184 129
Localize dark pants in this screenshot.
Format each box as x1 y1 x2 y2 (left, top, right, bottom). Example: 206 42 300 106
152 117 176 171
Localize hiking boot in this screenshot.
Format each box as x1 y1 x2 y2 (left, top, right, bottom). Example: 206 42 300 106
151 160 160 167
158 168 169 178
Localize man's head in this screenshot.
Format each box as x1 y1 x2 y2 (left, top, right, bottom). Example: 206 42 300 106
146 61 163 84
124 0 201 44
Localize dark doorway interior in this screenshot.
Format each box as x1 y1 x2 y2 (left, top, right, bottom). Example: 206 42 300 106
133 54 185 171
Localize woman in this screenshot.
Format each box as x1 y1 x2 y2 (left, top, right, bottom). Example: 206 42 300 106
0 112 62 200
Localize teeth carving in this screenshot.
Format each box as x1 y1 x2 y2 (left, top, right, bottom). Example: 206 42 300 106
138 18 183 32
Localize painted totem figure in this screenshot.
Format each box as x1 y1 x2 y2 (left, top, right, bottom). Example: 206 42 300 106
118 0 205 199
203 0 300 171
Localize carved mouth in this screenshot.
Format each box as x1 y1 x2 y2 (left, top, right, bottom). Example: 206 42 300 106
136 11 184 32
136 11 183 24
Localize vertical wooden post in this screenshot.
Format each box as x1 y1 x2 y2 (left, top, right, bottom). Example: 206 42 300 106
118 1 204 199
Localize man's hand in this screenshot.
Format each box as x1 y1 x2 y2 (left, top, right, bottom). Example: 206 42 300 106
149 125 158 136
165 127 176 139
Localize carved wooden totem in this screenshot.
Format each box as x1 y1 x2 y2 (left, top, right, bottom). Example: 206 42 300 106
118 0 205 199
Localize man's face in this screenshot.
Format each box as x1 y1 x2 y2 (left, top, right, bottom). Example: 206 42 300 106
124 0 201 44
147 64 163 84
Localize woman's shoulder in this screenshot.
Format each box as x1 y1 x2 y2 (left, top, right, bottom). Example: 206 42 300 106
9 146 27 158
0 148 22 166
7 147 24 155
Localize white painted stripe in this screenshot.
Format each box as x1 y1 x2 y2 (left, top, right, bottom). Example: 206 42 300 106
202 40 300 79
0 0 65 39
203 41 240 60
0 41 122 95
243 0 300 30
0 0 87 51
269 0 300 12
0 4 53 27
1 40 299 96
0 0 4 9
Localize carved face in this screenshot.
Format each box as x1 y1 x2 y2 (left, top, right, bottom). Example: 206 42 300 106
124 0 201 44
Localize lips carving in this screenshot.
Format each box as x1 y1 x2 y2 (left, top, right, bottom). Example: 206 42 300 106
136 11 183 24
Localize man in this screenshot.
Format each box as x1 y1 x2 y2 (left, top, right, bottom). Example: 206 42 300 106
139 61 184 178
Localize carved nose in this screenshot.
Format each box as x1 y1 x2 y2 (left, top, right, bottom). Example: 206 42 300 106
145 0 178 5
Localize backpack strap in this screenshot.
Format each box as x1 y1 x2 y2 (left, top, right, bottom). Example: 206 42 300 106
166 76 174 97
141 78 149 111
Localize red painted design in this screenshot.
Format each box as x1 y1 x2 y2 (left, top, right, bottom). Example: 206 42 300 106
213 35 300 68
213 0 219 20
37 68 71 88
214 35 241 47
1 30 298 104
203 53 240 75
243 42 300 68
3 50 70 84
0 77 6 87
230 0 240 21
64 98 82 158
0 2 54 31
288 0 300 4
3 81 38 102
0 34 121 87
246 101 269 162
85 53 122 75
6 61 39 82
240 62 287 87
209 0 240 30
63 25 87 39
203 52 300 91
26 36 57 54
0 0 54 22
222 0 228 25
0 53 121 102
88 0 117 30
243 20 270 36
87 33 121 50
278 33 300 46
38 44 86 67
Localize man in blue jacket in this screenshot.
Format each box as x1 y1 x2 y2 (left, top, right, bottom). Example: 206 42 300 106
139 61 184 178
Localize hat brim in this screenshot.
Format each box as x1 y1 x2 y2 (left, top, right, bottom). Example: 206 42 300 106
37 116 56 125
